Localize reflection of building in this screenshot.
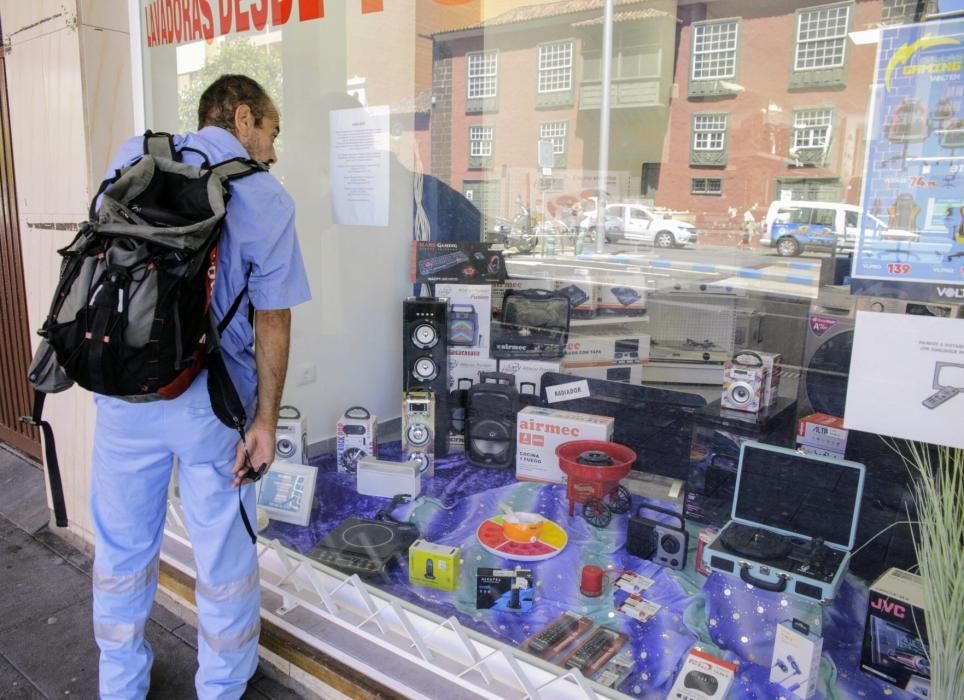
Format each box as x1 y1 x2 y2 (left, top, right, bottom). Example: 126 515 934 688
430 0 678 227
657 0 882 229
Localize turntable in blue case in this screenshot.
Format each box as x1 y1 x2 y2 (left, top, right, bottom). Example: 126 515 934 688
704 442 865 604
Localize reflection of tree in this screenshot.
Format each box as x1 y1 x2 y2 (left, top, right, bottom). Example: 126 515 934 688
177 38 283 134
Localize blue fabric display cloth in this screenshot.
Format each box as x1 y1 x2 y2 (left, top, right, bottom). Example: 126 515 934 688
263 443 913 699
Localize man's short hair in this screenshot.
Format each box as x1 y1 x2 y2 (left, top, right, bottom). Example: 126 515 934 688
198 74 273 132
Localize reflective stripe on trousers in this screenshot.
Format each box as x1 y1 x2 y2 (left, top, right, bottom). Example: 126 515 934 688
91 372 259 700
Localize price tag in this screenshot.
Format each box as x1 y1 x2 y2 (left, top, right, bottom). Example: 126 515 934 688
887 263 912 275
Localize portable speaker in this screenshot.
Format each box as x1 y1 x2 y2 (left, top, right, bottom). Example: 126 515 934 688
402 390 435 476
276 405 307 464
403 297 449 456
626 504 688 570
466 372 517 469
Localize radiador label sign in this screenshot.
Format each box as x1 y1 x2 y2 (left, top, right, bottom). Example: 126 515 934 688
144 0 472 48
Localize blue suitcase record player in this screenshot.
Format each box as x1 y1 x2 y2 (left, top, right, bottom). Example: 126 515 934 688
704 442 865 604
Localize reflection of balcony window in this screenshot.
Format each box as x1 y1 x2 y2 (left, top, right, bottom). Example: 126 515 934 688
688 19 740 98
580 44 662 109
691 177 723 195
691 114 728 166
466 51 499 112
790 3 851 89
468 125 494 169
539 121 568 168
538 42 573 93
535 41 574 108
791 108 833 165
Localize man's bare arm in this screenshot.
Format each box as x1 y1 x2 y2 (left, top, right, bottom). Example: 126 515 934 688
231 308 291 486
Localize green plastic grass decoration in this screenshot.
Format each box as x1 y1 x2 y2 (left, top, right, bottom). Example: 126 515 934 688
885 440 964 700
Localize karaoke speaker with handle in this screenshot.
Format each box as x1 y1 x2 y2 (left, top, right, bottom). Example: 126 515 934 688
403 297 449 456
466 372 517 469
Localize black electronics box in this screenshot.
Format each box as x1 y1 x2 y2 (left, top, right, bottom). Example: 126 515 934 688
412 241 505 284
476 567 533 613
860 568 930 698
685 397 797 526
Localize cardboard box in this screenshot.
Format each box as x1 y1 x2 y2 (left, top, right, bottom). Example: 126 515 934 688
770 619 823 699
492 277 554 314
860 568 930 698
497 359 562 398
554 279 597 318
667 648 736 700
476 567 533 612
757 351 783 407
796 412 849 454
516 406 614 483
446 353 498 392
560 362 643 384
336 410 378 474
563 331 651 366
796 443 846 461
595 281 646 316
409 540 460 591
436 283 492 357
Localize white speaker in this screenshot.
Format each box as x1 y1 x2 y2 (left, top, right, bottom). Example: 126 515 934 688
276 405 308 465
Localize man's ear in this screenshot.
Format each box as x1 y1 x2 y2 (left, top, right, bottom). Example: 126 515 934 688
233 103 253 137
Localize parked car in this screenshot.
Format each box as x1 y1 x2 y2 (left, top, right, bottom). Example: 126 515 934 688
760 200 910 256
580 203 699 248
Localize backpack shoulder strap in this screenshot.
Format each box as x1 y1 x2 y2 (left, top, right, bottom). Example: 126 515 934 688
210 157 267 182
143 130 178 161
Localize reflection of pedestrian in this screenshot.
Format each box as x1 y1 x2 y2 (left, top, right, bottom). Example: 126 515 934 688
740 204 757 248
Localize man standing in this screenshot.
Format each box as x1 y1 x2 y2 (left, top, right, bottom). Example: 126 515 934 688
90 75 311 699
740 204 758 248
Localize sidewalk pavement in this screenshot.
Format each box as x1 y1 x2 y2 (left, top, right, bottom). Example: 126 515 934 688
0 444 315 699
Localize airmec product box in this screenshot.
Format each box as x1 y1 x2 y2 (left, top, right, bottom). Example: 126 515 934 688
447 353 498 392
561 361 643 385
861 568 930 699
409 540 460 592
516 406 614 483
563 332 651 367
497 359 563 398
492 277 554 315
595 280 646 316
796 412 849 454
554 279 597 318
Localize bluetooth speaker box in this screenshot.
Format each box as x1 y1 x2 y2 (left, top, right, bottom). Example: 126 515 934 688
770 619 823 699
515 406 613 483
861 568 930 698
276 406 308 465
436 283 492 356
409 540 460 591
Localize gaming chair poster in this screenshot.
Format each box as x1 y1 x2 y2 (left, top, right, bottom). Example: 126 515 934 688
852 18 964 297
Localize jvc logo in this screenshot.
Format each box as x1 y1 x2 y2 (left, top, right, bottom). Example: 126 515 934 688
936 287 964 299
871 596 906 619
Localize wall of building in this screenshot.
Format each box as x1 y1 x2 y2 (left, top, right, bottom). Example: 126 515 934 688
1 0 134 542
656 0 883 225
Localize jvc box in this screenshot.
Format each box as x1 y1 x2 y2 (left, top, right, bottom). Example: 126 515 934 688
770 619 823 699
861 568 930 698
705 442 865 604
516 406 614 483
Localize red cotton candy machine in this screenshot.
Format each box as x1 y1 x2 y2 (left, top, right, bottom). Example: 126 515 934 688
556 440 636 528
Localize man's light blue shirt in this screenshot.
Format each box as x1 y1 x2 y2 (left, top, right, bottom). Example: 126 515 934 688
106 126 312 411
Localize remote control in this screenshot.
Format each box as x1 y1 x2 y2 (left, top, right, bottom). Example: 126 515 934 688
922 386 959 409
526 614 590 656
565 629 623 675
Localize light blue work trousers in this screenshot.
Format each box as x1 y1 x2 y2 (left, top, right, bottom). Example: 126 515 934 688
90 371 260 699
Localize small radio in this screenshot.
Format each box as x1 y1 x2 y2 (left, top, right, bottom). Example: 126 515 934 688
402 391 435 477
336 406 379 473
722 351 769 413
276 405 308 464
627 504 689 570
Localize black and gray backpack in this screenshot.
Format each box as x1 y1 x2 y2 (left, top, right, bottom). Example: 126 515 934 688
23 132 264 535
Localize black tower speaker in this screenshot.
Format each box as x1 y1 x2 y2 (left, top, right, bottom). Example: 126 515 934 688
403 297 449 457
466 372 517 468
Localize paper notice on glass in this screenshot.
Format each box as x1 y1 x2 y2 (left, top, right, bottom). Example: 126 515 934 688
329 105 390 226
845 311 964 449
